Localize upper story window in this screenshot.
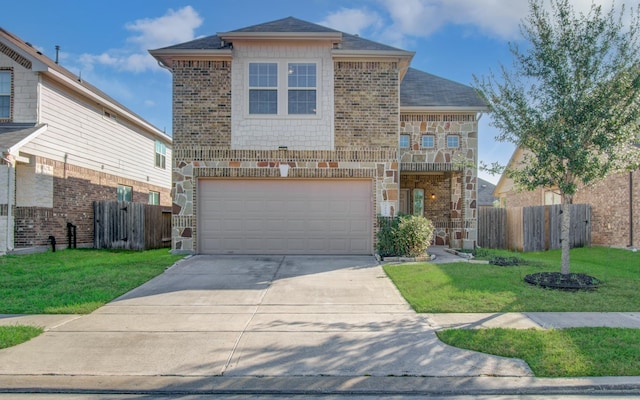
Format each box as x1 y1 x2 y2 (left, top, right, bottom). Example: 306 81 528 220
249 62 278 114
421 135 435 148
117 185 132 202
155 140 166 169
447 135 459 148
248 61 318 116
103 109 117 121
399 134 410 148
287 63 316 114
0 70 11 120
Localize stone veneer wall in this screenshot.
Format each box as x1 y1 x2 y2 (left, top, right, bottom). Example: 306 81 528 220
399 114 479 248
170 58 401 254
13 156 171 248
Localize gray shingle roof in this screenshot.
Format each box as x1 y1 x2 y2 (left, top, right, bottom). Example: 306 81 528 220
0 123 44 151
158 17 409 53
401 68 486 109
477 178 498 207
231 16 339 34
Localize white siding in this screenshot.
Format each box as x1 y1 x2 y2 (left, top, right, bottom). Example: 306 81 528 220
19 77 171 189
231 43 335 150
0 53 38 122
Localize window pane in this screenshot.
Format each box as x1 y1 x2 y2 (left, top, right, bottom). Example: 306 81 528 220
0 96 9 119
117 185 132 202
413 189 424 216
0 72 10 94
421 135 434 148
249 63 277 87
447 135 459 148
149 191 160 205
399 135 410 148
288 90 316 114
288 63 316 88
250 89 277 114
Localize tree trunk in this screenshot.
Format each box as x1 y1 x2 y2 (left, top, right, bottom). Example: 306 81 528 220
561 200 571 275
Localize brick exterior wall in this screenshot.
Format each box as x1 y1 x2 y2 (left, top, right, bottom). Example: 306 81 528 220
499 169 639 248
172 60 232 148
334 62 399 148
13 156 171 248
171 58 401 253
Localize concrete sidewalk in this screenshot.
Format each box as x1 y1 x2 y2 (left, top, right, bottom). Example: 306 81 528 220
0 254 639 397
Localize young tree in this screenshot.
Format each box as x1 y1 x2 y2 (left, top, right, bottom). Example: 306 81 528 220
476 0 640 275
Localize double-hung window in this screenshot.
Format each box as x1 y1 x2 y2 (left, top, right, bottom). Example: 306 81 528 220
0 71 11 119
155 140 166 169
248 61 317 116
287 63 316 114
249 63 278 114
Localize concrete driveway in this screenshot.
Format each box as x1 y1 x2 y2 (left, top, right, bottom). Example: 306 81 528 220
0 255 531 378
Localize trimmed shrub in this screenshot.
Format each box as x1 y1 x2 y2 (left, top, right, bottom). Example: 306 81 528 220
397 215 435 257
376 215 434 257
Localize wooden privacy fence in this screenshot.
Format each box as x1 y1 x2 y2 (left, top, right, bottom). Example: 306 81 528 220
94 201 171 250
478 204 591 252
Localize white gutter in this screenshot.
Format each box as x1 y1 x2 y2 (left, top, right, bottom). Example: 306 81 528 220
401 106 488 113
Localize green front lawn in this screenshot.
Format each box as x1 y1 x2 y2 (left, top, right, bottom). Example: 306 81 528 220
384 247 640 312
384 246 640 377
0 248 183 314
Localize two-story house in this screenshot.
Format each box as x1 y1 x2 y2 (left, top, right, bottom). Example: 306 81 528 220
0 27 172 253
150 17 485 255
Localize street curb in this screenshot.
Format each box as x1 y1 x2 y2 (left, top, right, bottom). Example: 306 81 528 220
2 375 640 396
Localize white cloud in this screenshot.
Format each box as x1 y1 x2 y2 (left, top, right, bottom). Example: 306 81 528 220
77 6 203 74
373 0 630 44
317 8 384 36
125 6 203 51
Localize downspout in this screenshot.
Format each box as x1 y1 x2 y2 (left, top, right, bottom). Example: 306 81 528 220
631 171 634 248
2 155 13 253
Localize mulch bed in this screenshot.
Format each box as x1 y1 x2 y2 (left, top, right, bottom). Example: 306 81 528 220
524 272 602 291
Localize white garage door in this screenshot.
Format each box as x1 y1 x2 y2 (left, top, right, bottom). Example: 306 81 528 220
198 179 372 254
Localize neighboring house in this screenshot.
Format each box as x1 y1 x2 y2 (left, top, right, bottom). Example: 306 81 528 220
494 147 639 248
477 178 497 208
150 17 486 255
0 28 172 254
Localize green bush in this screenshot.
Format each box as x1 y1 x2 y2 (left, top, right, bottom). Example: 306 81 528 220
376 215 434 257
397 215 435 257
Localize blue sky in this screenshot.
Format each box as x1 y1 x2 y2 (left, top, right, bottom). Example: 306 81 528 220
1 0 624 184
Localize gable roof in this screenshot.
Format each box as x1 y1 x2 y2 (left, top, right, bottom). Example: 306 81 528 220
401 68 486 111
0 27 170 144
150 17 486 109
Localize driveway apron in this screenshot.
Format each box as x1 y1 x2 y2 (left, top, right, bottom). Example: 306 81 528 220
0 255 531 377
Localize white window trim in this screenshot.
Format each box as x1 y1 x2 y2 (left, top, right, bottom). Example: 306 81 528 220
245 59 321 119
155 140 166 169
0 70 12 120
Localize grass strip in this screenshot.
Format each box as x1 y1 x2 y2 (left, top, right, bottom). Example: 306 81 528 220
437 327 640 377
0 325 44 349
